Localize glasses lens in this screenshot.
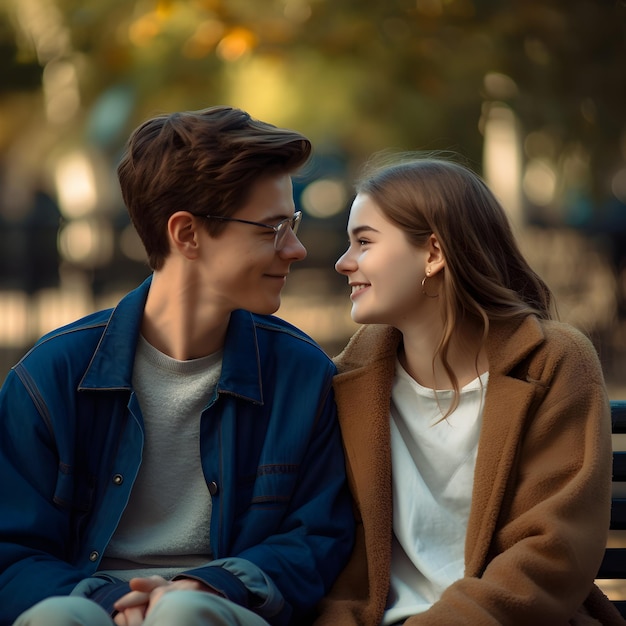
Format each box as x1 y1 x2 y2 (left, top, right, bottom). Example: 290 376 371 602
274 221 288 250
291 212 302 236
274 213 302 249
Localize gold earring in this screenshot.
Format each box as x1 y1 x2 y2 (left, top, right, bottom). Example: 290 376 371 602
421 274 439 298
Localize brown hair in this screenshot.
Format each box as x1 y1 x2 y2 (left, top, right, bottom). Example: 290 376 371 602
117 106 311 270
355 154 554 407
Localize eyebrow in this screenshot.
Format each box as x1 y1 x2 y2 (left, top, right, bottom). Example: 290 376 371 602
349 225 380 237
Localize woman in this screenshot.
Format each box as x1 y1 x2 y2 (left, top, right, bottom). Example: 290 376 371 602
316 156 622 625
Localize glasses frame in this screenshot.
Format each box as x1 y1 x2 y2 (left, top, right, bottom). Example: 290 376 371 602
197 211 302 250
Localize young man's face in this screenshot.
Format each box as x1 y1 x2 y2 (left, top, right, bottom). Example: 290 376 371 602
197 173 307 316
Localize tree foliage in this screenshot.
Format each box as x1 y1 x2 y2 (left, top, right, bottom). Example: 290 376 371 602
1 0 623 175
0 0 624 243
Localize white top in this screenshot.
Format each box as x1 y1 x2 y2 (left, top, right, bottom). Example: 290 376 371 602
383 359 488 625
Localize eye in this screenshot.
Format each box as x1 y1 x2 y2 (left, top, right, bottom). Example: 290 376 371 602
357 239 370 246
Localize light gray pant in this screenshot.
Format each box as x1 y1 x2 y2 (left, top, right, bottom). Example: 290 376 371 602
13 591 271 626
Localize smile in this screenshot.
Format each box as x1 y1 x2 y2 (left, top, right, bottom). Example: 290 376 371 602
350 283 370 298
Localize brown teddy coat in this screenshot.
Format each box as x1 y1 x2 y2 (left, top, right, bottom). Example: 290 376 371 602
316 316 624 625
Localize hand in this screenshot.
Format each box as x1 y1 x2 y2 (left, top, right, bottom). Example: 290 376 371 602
113 575 163 626
113 575 218 623
113 604 146 626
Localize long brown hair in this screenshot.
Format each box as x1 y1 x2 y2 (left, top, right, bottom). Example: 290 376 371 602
355 153 554 406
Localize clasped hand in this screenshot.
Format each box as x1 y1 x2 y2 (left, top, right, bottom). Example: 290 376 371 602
113 575 217 626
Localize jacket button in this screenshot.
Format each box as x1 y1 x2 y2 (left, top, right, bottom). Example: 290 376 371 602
112 474 123 485
208 481 219 496
89 551 99 562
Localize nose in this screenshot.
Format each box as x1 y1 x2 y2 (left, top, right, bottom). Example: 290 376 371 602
279 228 307 261
335 248 354 275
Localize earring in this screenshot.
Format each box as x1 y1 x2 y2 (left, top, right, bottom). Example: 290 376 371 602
421 274 439 298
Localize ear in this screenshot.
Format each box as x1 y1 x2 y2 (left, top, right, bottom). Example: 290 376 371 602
425 233 445 276
167 211 202 260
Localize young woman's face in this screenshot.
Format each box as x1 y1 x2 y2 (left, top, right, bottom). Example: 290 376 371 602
335 192 428 327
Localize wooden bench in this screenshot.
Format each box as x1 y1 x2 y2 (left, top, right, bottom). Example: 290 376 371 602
596 399 626 616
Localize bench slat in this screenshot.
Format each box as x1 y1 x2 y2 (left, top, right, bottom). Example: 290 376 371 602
598 547 626 578
613 451 626 483
612 400 626 433
611 498 626 531
599 401 626 615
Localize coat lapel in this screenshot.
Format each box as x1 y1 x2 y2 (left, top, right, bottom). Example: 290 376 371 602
333 325 400 583
465 317 546 574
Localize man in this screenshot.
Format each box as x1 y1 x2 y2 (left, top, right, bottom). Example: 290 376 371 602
0 106 354 626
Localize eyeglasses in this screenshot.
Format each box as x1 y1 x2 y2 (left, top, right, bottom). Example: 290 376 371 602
198 211 302 250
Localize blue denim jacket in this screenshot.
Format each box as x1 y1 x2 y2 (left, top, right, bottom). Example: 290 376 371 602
0 277 354 625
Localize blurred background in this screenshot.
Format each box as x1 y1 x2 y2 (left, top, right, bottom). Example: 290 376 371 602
1 0 626 603
0 0 625 394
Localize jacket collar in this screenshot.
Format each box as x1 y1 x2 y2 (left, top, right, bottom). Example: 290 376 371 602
333 315 546 380
218 309 263 405
333 324 400 379
485 315 545 378
79 276 151 390
79 275 264 404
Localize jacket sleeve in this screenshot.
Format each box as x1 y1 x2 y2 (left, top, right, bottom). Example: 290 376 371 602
0 368 117 624
174 557 285 620
406 327 616 625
